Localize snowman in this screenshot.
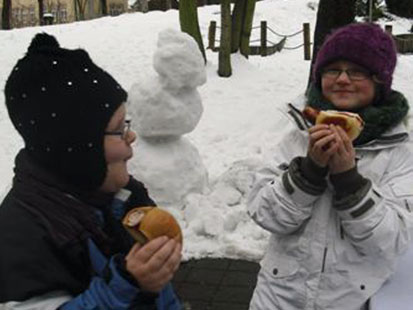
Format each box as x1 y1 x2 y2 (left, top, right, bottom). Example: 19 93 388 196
128 28 208 207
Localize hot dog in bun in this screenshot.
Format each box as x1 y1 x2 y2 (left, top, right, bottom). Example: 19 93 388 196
122 206 183 245
303 106 364 141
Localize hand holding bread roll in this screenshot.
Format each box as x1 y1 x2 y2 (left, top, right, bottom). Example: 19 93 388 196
122 207 183 245
303 106 364 141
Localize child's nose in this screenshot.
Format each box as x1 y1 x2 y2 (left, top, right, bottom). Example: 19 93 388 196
125 130 136 145
336 70 352 83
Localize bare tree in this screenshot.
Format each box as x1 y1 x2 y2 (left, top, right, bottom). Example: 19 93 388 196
227 0 257 56
74 0 88 20
308 0 356 86
385 0 413 18
218 0 232 77
2 0 12 29
100 0 108 15
179 0 207 63
239 0 256 58
37 0 45 25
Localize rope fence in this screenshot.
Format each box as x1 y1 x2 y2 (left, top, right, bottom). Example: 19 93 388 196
208 21 312 60
266 26 303 38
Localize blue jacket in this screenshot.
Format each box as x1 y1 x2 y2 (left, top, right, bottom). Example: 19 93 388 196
0 151 182 310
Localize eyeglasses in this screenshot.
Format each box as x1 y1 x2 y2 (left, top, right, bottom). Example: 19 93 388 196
321 68 371 81
104 119 131 140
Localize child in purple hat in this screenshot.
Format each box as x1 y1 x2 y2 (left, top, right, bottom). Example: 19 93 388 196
248 22 413 310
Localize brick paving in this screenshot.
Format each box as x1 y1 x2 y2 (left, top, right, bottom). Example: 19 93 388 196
172 258 260 310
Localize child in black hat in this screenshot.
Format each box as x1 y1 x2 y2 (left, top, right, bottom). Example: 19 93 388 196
0 33 182 310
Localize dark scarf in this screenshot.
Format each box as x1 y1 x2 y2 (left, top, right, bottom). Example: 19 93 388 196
306 84 409 145
12 149 114 253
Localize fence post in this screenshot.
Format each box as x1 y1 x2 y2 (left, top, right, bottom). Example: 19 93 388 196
303 23 311 61
261 21 267 57
385 24 393 35
208 21 217 51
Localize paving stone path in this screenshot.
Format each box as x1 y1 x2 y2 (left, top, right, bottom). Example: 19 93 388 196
172 258 260 310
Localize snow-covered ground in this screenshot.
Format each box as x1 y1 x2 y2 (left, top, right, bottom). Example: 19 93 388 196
1 0 412 261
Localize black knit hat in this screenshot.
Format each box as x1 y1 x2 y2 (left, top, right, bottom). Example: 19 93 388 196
5 33 127 190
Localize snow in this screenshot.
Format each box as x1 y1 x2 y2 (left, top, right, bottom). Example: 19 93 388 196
0 0 413 264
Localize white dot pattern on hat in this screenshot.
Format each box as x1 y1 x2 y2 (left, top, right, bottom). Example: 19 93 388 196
68 147 73 152
93 79 98 84
52 60 58 65
30 120 35 125
104 103 110 108
84 68 89 72
51 113 57 118
14 67 19 71
46 147 51 152
22 93 27 99
41 86 46 92
88 142 93 147
67 81 73 86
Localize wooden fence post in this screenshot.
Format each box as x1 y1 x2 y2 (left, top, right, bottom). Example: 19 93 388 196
385 24 393 35
208 21 217 50
303 23 311 61
261 21 267 57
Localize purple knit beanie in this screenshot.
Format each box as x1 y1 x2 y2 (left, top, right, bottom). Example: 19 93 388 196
313 23 397 98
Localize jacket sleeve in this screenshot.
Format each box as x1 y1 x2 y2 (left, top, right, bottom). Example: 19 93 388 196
59 240 181 310
335 144 413 260
247 129 326 235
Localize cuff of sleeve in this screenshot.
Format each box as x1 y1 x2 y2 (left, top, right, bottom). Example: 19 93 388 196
287 157 327 196
300 156 328 185
335 184 380 220
330 167 368 200
109 255 141 302
333 178 373 212
112 255 159 303
282 170 322 205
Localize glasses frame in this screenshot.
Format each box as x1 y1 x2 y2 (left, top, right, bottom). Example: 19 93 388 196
104 119 131 140
321 68 372 81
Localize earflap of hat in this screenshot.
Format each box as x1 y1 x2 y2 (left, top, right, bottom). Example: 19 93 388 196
29 134 108 190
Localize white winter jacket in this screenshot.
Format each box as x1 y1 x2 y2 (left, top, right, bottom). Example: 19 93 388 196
248 96 413 310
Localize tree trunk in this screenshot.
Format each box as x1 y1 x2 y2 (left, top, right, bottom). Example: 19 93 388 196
179 0 207 63
218 0 232 77
385 0 413 18
165 0 171 10
2 0 11 29
136 0 149 12
101 0 108 15
239 0 257 58
38 0 44 25
308 0 356 87
231 0 246 53
75 0 86 20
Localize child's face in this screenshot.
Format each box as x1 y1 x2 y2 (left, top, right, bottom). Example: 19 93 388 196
100 104 136 193
321 60 376 111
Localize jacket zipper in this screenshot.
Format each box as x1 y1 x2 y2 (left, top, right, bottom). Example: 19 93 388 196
321 247 328 273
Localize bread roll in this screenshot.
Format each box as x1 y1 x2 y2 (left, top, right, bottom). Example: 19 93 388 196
122 207 183 245
315 110 364 141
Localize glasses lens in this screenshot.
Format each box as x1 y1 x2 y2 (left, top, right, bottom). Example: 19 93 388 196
322 69 341 79
123 120 131 140
347 69 369 81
